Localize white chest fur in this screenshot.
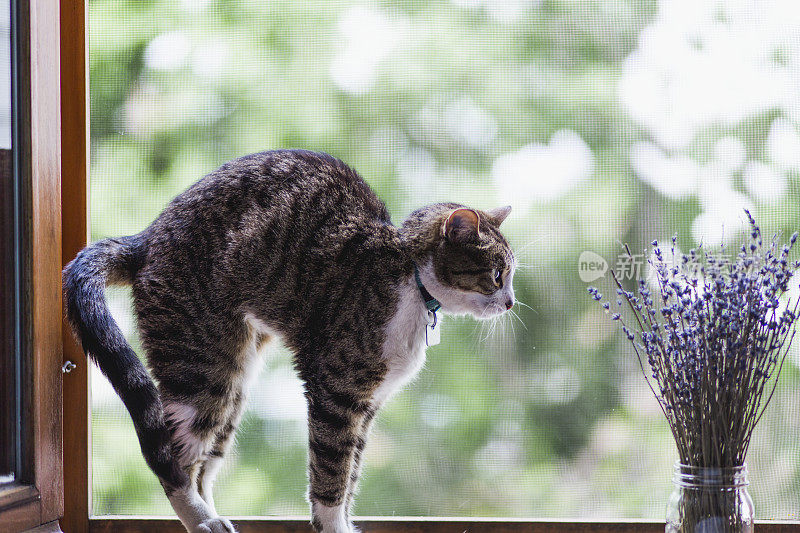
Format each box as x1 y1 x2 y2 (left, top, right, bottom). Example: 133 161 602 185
372 278 431 407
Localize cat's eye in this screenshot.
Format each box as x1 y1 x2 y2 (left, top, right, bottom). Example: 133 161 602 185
492 268 503 287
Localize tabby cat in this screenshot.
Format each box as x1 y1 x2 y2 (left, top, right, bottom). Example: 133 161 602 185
63 150 516 533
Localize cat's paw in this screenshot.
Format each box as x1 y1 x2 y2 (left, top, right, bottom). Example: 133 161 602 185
319 525 358 533
314 520 358 533
194 517 236 533
338 522 360 533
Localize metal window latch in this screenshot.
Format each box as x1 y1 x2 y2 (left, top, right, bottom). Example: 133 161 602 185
62 360 77 374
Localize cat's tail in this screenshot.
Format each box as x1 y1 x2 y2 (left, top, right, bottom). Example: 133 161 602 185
63 235 189 490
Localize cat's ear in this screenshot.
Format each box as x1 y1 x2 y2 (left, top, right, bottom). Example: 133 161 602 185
444 208 481 242
487 205 511 226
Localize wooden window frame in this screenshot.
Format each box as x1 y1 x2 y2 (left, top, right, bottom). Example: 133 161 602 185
0 0 63 531
57 2 800 532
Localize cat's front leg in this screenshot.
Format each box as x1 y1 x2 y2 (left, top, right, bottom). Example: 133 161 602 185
306 388 369 533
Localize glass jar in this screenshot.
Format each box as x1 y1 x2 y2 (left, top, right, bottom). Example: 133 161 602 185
666 463 754 533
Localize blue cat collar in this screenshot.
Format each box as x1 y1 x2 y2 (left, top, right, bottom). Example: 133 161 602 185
414 265 442 313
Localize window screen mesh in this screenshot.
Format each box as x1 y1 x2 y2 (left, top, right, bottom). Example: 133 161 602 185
89 0 800 520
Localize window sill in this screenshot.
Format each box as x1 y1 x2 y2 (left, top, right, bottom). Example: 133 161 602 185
87 516 800 533
0 483 42 531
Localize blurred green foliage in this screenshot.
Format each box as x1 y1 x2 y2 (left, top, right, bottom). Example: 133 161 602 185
89 0 800 520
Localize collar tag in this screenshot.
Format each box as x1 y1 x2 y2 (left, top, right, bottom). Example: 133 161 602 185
425 310 441 347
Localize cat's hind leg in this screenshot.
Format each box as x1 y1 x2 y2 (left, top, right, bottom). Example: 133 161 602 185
196 392 246 512
163 399 237 533
196 330 269 511
173 335 265 528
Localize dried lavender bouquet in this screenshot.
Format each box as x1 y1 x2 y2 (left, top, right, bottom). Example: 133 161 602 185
589 212 799 531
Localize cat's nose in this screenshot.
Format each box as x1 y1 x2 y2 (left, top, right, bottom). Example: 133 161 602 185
505 298 514 310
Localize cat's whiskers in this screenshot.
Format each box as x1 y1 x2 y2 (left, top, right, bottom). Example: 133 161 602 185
488 317 498 341
512 236 546 256
513 262 542 273
481 303 505 341
471 317 484 338
510 237 543 271
513 298 538 315
476 315 493 343
502 312 514 343
508 308 527 331
479 303 497 342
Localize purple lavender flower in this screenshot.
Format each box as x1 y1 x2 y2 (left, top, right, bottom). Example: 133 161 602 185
591 211 799 469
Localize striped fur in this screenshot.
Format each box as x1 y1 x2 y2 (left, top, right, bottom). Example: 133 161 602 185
63 150 515 533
